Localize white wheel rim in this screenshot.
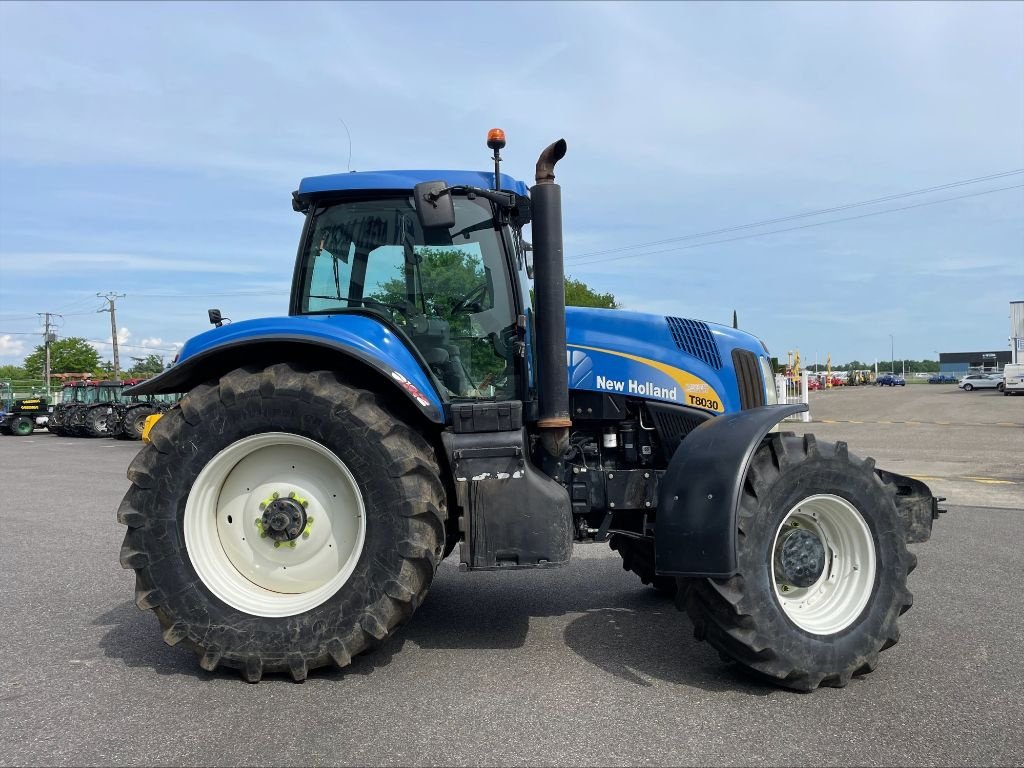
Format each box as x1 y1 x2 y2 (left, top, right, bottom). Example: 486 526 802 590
184 433 366 618
771 494 876 635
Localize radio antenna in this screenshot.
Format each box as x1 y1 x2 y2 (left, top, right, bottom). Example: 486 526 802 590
339 116 353 172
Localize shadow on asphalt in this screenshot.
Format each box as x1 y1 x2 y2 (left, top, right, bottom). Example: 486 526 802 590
96 558 776 694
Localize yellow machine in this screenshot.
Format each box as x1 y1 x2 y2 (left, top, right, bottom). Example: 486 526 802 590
141 412 163 443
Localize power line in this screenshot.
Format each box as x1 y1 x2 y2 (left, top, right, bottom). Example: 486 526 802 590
88 339 179 354
128 291 282 298
569 183 1024 268
566 168 1024 262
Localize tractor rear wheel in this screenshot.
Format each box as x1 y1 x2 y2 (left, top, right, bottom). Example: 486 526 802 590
685 434 914 691
118 363 445 681
12 415 35 436
609 534 678 597
125 406 156 440
85 407 110 437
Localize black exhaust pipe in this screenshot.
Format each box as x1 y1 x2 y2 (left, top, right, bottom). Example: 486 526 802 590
531 139 571 459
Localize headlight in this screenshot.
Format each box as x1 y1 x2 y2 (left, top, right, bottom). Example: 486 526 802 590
761 357 779 405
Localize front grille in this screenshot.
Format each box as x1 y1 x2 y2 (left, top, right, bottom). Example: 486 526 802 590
732 348 765 410
665 316 722 370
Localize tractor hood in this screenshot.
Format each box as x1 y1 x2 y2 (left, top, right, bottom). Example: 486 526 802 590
565 307 771 415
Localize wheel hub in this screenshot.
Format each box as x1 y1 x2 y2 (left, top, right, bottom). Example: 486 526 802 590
261 497 307 542
774 526 826 588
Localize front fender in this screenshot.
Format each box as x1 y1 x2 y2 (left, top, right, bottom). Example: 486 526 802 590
126 314 445 423
655 404 807 577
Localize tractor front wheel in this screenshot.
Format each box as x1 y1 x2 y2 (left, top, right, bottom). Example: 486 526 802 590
685 434 914 691
118 363 445 681
12 415 35 436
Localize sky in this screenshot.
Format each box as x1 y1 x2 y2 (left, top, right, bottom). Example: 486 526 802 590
1 1 1022 369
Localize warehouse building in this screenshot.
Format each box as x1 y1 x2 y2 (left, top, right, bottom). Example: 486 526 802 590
938 350 1011 376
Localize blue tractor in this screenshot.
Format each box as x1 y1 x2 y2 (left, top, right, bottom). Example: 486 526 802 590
120 133 942 689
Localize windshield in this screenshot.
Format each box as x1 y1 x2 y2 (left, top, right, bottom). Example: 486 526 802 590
98 387 121 403
296 195 519 401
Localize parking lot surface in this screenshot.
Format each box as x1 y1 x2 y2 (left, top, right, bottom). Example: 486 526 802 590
1 386 1022 767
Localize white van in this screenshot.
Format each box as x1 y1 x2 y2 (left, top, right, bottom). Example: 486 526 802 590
1002 363 1024 395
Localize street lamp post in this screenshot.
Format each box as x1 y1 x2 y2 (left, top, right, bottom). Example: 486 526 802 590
889 334 895 374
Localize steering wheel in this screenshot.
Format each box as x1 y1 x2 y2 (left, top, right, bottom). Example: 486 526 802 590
362 298 418 319
451 282 489 314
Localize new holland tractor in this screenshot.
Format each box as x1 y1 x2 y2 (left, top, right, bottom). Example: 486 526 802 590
120 133 943 690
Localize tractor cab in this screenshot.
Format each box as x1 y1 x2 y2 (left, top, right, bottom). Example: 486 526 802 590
289 171 532 403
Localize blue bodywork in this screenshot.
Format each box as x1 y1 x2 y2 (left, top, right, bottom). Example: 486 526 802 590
566 307 766 415
134 313 446 422
138 168 771 423
297 170 530 199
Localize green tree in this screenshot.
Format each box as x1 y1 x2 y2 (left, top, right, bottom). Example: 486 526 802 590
370 247 506 388
127 354 166 378
564 276 619 308
0 364 28 381
23 337 100 378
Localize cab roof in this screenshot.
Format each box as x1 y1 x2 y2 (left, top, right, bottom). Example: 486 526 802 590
296 169 530 199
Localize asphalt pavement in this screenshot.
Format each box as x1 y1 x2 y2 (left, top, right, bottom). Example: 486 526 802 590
1 387 1022 767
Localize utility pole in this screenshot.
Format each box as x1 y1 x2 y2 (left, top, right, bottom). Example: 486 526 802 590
889 334 895 374
37 312 61 400
97 292 126 380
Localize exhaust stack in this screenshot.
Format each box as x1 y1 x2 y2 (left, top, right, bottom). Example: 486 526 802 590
531 139 571 459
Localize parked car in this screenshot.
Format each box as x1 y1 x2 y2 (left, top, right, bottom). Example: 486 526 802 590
876 373 906 386
958 373 1001 391
928 374 958 384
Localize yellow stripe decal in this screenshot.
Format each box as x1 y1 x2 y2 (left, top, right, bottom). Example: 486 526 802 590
568 343 725 413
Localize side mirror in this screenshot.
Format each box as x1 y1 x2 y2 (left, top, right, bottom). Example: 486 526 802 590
523 241 535 279
414 181 456 229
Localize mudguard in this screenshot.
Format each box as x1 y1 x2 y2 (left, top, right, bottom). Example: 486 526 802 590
655 403 807 578
126 314 445 423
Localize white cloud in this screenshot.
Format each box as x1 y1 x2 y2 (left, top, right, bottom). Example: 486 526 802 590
0 335 26 358
139 338 185 353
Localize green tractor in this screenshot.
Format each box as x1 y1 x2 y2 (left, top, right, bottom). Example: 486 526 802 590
119 133 942 690
0 395 47 436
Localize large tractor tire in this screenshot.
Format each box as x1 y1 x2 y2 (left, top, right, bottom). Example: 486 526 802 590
105 409 122 438
118 363 446 682
85 407 111 437
123 406 157 440
609 534 678 597
685 434 914 691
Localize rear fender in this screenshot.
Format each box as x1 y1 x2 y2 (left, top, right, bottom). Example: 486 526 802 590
125 315 445 424
655 404 807 577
